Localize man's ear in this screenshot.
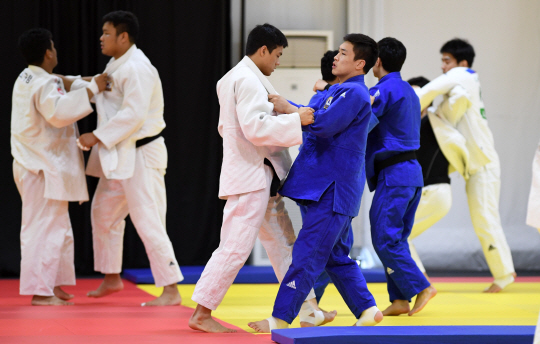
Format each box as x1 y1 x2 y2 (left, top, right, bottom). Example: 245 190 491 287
356 59 366 71
259 45 268 57
45 49 53 59
458 60 469 67
119 31 130 44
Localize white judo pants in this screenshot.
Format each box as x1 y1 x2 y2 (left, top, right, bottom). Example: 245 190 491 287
192 165 315 310
466 163 515 280
408 183 452 273
527 145 540 231
408 163 515 281
13 161 75 296
91 147 183 287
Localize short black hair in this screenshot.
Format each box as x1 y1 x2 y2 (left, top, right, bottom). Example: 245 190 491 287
342 33 378 73
102 10 139 44
440 38 475 67
407 76 430 88
18 28 52 65
321 50 338 82
377 37 406 73
246 23 288 56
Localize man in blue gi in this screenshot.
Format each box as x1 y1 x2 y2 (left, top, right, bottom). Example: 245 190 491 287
248 33 383 332
301 50 338 305
367 37 437 317
307 50 379 305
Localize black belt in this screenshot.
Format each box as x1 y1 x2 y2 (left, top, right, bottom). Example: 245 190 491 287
264 158 280 197
370 151 417 187
136 133 162 148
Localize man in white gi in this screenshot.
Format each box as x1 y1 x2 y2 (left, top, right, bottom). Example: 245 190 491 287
188 24 323 333
527 141 540 234
417 38 515 293
76 11 183 306
11 28 107 306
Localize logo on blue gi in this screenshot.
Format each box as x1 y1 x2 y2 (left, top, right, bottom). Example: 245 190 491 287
323 96 333 109
286 281 297 289
386 267 395 275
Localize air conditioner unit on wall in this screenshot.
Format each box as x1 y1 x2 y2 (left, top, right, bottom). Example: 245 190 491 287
278 30 334 68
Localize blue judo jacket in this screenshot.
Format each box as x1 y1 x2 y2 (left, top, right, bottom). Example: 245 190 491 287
280 75 373 217
366 72 423 192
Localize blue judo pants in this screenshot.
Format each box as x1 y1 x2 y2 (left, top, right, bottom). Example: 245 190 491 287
370 181 430 302
273 184 376 323
300 203 353 303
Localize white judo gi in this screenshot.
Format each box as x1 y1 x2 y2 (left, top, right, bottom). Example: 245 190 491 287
11 66 94 296
75 45 183 287
191 56 316 310
527 141 540 232
408 183 452 273
417 67 515 287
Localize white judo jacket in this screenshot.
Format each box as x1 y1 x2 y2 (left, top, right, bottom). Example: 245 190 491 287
11 65 93 201
527 141 540 229
417 67 498 179
217 56 302 199
81 45 166 180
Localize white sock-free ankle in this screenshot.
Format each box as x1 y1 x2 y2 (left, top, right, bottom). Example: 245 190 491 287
355 306 381 326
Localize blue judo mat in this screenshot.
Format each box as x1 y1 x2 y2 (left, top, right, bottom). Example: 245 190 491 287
123 266 387 284
271 326 536 344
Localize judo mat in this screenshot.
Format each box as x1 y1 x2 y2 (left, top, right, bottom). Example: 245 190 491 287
124 266 388 284
0 278 270 344
1 277 538 343
271 326 536 343
140 276 540 342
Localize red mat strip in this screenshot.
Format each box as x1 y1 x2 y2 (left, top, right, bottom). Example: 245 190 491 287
0 279 270 344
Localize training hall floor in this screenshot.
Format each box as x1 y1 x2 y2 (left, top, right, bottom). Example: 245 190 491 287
0 277 538 343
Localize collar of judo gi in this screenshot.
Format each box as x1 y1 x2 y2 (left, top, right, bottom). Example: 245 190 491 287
341 74 366 86
377 71 402 84
241 55 278 95
104 44 138 75
28 65 48 76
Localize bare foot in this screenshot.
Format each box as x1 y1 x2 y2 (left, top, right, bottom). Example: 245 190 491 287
32 295 73 306
142 284 181 306
87 274 123 298
300 310 337 327
484 273 517 293
189 304 237 333
484 283 502 293
54 286 74 301
382 299 410 316
248 319 271 333
408 285 437 316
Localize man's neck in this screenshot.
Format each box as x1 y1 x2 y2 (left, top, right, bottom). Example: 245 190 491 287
247 55 264 73
377 69 389 80
37 63 53 74
339 71 364 84
113 43 134 60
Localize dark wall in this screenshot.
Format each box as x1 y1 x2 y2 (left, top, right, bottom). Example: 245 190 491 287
0 1 230 276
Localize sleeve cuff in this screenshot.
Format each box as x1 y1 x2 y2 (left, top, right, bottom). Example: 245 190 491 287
87 77 99 95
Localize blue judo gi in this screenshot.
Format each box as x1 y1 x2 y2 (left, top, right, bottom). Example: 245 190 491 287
300 86 380 303
367 72 430 302
273 75 377 323
300 88 334 302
